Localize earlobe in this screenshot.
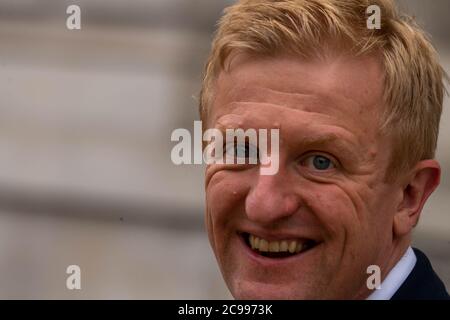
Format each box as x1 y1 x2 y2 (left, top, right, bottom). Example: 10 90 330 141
393 160 441 237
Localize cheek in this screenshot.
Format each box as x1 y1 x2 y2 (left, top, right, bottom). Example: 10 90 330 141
365 184 399 238
302 181 378 242
302 182 386 286
205 169 252 250
206 171 249 218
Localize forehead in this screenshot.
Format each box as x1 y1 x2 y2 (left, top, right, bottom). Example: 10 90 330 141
209 52 385 133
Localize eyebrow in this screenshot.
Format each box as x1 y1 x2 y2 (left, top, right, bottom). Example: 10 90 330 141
301 132 346 145
298 131 361 161
214 116 362 161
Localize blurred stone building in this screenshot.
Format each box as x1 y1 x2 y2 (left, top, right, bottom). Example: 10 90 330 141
0 0 448 299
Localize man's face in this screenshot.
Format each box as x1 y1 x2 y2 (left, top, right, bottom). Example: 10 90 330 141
205 52 404 299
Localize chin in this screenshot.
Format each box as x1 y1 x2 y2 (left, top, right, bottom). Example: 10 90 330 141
228 279 311 300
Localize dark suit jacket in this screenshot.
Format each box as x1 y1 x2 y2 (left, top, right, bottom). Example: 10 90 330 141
391 248 450 300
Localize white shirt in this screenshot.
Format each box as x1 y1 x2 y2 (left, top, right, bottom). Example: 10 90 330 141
366 246 417 300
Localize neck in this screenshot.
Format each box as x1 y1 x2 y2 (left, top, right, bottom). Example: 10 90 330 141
356 237 412 299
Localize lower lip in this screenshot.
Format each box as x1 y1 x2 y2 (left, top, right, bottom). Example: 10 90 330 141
238 234 320 267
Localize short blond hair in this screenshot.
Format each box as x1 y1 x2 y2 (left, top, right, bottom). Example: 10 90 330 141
199 0 447 179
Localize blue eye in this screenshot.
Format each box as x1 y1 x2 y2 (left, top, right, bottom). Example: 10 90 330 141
303 155 335 171
224 142 258 162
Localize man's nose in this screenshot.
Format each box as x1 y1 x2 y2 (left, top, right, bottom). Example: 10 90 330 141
245 170 300 225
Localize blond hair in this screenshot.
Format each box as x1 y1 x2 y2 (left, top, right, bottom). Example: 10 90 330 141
199 0 447 179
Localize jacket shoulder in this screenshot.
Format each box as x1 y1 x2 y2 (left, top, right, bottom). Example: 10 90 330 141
391 248 450 300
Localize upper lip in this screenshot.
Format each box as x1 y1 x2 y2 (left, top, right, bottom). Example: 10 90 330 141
239 229 321 242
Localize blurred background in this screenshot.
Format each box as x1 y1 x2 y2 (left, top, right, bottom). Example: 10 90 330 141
0 0 448 299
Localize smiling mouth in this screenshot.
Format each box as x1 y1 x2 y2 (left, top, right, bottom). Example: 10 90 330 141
242 233 318 258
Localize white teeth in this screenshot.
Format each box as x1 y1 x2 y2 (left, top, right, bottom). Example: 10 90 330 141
259 239 268 252
247 234 314 255
288 241 297 253
269 241 279 252
280 241 288 252
249 234 255 249
254 236 260 249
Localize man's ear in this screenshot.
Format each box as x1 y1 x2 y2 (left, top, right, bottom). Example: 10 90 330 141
393 160 441 237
